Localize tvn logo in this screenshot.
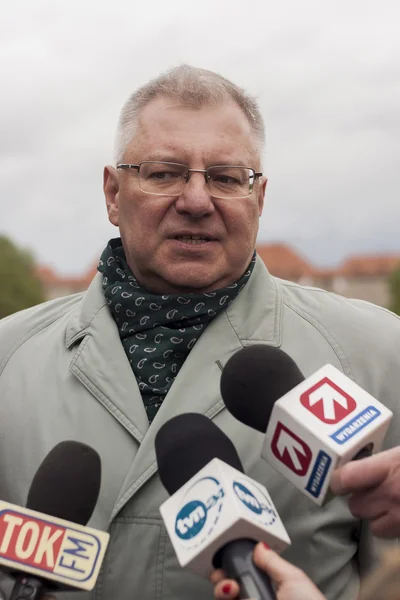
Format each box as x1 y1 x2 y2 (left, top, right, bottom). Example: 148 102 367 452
174 477 224 542
232 481 277 526
234 483 262 513
175 502 208 538
0 508 105 585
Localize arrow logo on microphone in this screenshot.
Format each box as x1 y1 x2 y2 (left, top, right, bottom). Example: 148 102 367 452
271 422 313 476
308 383 348 420
300 377 357 424
276 430 307 471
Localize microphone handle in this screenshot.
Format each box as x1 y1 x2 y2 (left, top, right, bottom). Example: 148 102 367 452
9 575 45 600
221 539 276 600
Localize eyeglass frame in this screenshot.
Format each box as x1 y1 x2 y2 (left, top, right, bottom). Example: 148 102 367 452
116 161 263 199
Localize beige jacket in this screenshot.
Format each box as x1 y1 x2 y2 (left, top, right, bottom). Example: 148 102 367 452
1 256 400 600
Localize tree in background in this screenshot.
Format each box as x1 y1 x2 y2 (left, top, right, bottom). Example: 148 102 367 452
0 235 45 319
389 266 400 316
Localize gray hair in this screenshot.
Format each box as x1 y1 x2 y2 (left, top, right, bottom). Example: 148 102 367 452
113 64 265 163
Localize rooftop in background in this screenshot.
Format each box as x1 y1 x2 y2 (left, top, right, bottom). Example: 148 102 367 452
256 243 315 280
338 255 400 277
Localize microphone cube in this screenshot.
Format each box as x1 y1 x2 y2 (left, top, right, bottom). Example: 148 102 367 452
159 458 291 578
0 501 109 591
262 364 393 505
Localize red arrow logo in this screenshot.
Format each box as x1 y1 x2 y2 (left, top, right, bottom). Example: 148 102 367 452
300 377 357 424
271 422 312 476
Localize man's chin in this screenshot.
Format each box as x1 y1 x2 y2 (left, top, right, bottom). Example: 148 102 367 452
161 268 223 294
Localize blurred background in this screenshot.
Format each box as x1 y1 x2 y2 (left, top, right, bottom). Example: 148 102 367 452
1 0 399 317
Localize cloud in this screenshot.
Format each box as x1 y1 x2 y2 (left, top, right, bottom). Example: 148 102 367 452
1 0 399 273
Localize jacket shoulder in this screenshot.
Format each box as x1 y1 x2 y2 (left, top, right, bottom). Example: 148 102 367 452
276 279 400 344
276 278 400 354
278 278 399 327
275 280 400 452
0 294 84 367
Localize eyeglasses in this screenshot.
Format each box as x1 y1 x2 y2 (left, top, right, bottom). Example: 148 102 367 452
116 161 263 199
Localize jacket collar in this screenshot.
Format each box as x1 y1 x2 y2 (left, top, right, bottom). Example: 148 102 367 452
65 274 108 348
225 255 282 346
65 257 281 348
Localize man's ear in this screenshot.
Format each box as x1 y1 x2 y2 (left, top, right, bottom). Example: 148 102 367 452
104 166 120 227
258 177 268 216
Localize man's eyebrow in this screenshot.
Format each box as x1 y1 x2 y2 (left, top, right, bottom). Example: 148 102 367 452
210 160 251 167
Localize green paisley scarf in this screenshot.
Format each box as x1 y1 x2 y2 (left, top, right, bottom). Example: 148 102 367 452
98 238 255 422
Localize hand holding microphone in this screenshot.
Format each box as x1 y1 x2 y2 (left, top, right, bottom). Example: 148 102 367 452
212 542 326 600
330 447 400 537
155 413 291 600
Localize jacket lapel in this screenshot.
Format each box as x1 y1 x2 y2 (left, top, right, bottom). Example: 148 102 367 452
66 274 150 443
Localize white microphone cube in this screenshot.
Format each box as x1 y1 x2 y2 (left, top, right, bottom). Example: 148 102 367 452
159 458 291 578
0 501 109 591
262 364 393 505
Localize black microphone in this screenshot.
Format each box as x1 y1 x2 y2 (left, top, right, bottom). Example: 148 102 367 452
156 413 291 600
27 440 101 523
220 344 305 432
220 345 390 505
1 441 106 600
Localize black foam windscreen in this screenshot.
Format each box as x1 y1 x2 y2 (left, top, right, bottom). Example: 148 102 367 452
220 344 305 432
26 441 101 525
155 413 243 495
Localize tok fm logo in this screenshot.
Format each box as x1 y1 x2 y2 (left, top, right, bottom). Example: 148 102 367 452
300 378 357 424
271 423 312 476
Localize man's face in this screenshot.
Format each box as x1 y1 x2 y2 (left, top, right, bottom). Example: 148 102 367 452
104 97 267 293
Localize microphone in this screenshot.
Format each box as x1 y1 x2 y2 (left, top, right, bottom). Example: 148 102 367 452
0 441 110 598
220 344 393 505
155 413 291 600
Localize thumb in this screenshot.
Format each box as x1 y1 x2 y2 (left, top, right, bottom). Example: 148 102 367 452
253 543 304 585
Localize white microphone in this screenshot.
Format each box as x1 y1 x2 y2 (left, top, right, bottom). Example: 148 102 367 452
155 413 290 600
0 442 109 597
220 345 393 505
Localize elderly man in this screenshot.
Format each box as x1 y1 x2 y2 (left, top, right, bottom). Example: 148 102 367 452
0 65 400 600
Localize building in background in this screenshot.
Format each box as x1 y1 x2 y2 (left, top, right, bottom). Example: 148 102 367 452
256 245 399 307
35 266 90 301
330 255 400 308
36 244 400 308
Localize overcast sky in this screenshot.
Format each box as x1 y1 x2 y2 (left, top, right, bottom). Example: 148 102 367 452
1 0 399 275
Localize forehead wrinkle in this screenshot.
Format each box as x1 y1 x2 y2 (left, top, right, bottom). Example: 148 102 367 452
127 126 257 166
126 100 259 167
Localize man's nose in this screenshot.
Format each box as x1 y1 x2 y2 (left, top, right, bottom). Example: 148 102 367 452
174 172 215 218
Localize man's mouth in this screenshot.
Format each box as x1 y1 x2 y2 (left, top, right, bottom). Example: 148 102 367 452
174 235 214 245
